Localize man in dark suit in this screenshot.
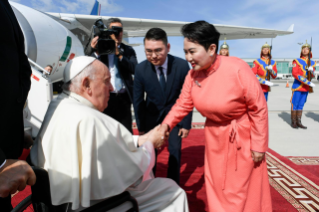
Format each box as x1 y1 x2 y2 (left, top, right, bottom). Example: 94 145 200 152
133 28 192 185
88 18 137 133
0 0 35 210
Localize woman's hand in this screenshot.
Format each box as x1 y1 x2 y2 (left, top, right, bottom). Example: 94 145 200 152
158 124 170 139
251 150 265 163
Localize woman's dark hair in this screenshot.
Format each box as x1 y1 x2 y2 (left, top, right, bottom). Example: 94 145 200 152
144 28 168 45
181 21 220 53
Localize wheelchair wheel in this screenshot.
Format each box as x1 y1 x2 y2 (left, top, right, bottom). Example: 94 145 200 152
11 194 32 212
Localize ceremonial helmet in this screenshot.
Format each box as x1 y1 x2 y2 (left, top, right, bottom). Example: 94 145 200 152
219 37 229 56
300 40 312 58
260 42 271 58
220 38 229 50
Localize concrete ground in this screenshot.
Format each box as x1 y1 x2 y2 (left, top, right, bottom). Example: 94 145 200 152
267 81 319 156
134 80 319 157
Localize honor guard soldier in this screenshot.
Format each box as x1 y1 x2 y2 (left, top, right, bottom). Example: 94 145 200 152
219 38 229 56
252 42 277 101
290 40 316 129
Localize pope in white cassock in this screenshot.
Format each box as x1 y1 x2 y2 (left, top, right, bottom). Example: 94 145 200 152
30 56 189 212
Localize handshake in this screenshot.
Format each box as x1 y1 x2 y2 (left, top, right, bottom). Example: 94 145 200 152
137 124 170 149
138 124 182 149
138 124 190 149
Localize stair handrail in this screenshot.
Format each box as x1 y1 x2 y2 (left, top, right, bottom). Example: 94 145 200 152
28 58 51 76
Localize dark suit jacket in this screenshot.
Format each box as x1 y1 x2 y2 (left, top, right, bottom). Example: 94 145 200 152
134 54 192 132
0 0 32 162
90 43 137 102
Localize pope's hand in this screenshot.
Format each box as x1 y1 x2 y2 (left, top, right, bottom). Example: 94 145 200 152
266 65 273 71
308 66 314 72
251 151 265 163
309 82 316 88
264 80 274 87
137 125 165 149
0 160 36 198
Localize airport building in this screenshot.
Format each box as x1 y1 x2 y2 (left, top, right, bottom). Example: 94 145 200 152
242 58 319 80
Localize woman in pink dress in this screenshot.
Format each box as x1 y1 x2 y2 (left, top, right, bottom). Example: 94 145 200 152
160 21 272 212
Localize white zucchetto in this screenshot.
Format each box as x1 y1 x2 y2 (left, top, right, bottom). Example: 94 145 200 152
63 56 96 82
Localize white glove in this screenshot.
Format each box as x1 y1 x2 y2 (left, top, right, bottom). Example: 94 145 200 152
309 82 316 88
308 66 313 72
264 80 274 87
266 65 273 71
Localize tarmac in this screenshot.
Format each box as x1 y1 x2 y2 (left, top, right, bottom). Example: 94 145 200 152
267 81 319 156
134 80 319 157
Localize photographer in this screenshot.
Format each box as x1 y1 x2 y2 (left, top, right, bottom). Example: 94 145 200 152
87 18 137 133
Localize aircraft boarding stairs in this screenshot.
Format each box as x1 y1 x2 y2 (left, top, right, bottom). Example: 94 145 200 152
23 59 53 138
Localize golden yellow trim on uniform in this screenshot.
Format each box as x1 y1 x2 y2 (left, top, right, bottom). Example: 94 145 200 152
254 58 277 77
254 59 267 78
294 58 316 73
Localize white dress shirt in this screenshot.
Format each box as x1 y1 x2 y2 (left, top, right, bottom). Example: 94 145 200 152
108 54 125 93
155 57 168 81
95 52 125 93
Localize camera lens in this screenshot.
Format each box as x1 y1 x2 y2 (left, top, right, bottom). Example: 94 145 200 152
98 39 116 55
94 19 105 28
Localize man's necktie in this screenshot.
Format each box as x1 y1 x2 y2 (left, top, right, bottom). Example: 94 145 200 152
158 67 166 92
113 56 123 91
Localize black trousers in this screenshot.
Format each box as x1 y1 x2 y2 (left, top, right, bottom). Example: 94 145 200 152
153 125 182 185
103 92 132 133
0 195 13 212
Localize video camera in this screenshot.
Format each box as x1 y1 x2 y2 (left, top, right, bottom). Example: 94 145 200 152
93 19 123 55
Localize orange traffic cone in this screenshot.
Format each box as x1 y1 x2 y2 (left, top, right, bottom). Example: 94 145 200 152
286 80 289 88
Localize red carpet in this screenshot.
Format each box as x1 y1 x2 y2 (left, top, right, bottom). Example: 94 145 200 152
286 156 319 178
12 129 319 212
154 129 207 212
266 149 319 212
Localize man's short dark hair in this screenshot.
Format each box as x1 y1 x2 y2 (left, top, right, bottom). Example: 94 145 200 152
46 65 53 69
144 28 168 45
106 18 123 28
181 21 220 53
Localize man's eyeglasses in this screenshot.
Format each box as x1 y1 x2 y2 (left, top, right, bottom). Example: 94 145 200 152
145 49 163 57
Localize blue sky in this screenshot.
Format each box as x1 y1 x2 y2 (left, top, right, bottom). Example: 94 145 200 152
12 0 319 62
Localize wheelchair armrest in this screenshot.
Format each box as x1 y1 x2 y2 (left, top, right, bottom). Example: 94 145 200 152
31 167 52 206
31 167 68 212
81 191 138 212
31 166 138 212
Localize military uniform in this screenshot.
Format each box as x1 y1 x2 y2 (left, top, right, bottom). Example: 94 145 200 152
252 42 277 101
290 41 316 129
219 38 229 56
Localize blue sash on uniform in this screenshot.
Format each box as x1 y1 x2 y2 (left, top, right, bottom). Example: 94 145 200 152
291 58 315 91
256 58 276 78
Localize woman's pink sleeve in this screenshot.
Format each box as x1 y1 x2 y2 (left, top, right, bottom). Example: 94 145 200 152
162 71 194 130
238 62 269 152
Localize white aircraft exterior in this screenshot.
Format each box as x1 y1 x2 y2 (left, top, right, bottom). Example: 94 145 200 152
9 1 294 137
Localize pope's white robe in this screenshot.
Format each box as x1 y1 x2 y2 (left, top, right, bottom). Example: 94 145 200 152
31 91 189 212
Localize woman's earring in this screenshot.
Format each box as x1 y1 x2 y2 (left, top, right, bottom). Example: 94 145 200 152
210 54 213 57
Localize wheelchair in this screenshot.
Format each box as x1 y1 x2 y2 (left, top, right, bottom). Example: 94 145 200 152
12 167 139 212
